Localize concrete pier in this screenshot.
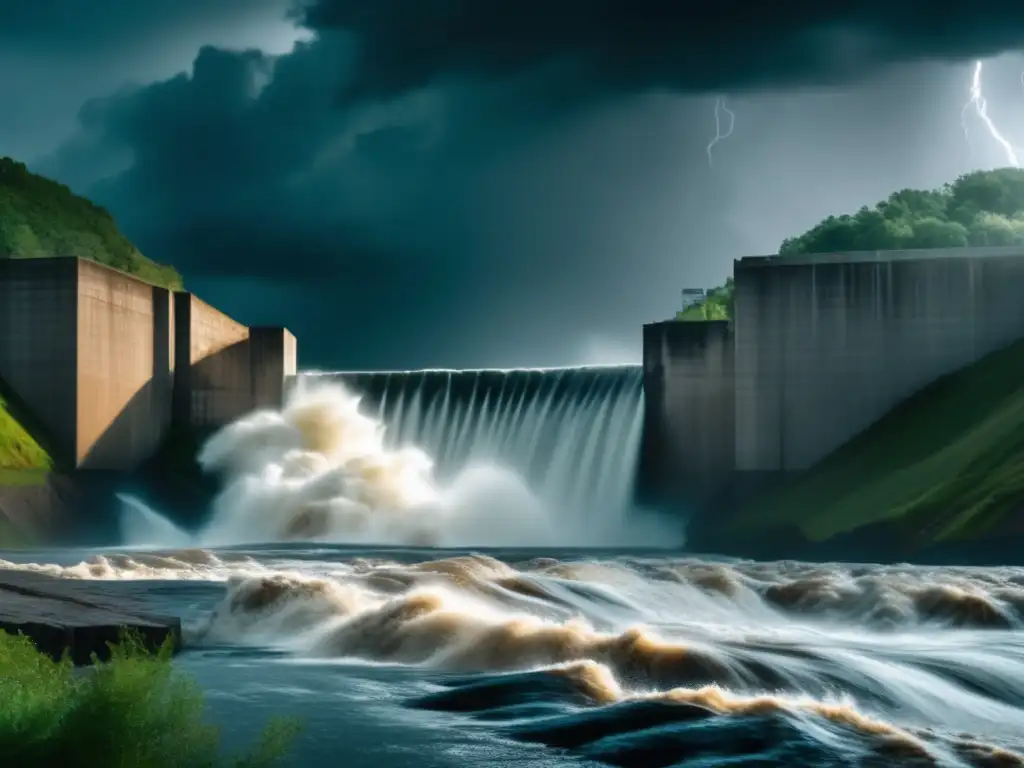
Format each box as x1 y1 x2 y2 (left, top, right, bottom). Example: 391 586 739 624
639 320 733 509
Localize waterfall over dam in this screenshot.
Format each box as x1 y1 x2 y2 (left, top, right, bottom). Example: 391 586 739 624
299 366 644 518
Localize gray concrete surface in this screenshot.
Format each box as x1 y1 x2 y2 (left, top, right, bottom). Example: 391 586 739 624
0 258 79 462
0 569 181 664
734 247 1024 471
173 294 297 426
173 292 251 428
250 327 297 410
639 320 734 508
76 259 174 469
1 258 297 474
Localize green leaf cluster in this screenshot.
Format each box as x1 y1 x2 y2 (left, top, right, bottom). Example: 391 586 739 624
0 157 182 289
0 629 301 768
780 167 1024 255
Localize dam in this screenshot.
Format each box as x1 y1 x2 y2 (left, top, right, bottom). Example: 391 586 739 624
641 244 1024 513
8 246 1024 541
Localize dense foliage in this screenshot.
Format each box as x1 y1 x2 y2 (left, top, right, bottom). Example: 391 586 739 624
681 168 1024 321
0 630 300 767
780 168 1024 255
0 157 182 289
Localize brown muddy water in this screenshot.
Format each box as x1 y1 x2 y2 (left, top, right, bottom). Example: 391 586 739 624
3 544 1024 768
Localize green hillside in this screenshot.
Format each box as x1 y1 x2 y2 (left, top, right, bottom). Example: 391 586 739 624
0 157 181 289
730 338 1024 543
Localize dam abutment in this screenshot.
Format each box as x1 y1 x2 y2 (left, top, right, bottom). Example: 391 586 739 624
642 245 1024 522
0 257 296 536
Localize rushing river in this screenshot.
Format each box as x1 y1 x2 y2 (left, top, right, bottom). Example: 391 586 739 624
3 374 1023 766
3 546 1024 767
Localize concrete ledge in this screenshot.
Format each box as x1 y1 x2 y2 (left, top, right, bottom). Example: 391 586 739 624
0 570 181 664
737 244 1024 268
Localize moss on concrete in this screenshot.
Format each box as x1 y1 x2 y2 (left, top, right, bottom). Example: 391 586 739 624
730 337 1024 543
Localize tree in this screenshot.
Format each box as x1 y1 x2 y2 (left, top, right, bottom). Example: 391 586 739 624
680 167 1024 322
781 167 1024 257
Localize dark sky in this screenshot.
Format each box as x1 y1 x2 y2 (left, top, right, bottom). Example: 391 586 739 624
7 1 1024 369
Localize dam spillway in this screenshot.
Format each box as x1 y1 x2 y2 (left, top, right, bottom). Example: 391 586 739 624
300 366 644 518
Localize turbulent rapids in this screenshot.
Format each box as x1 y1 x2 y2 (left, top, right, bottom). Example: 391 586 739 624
4 548 1024 767
169 370 674 549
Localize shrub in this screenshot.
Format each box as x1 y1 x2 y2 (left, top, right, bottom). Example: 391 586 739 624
0 629 300 767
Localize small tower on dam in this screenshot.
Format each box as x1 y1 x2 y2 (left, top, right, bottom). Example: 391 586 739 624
680 288 707 312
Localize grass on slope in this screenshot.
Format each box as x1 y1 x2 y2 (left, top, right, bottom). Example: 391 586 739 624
0 386 55 548
0 630 300 768
730 337 1024 543
0 396 51 472
0 157 182 289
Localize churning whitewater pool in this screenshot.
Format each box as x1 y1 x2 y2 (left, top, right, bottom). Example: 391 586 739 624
4 545 1024 768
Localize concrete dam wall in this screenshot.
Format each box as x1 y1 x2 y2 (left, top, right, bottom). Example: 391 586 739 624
0 257 297 472
638 321 733 509
642 245 1024 510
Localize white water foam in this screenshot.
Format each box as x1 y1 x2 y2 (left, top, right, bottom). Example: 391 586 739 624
134 374 679 549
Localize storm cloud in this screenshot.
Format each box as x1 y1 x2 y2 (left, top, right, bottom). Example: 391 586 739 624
14 0 1024 368
304 0 1024 98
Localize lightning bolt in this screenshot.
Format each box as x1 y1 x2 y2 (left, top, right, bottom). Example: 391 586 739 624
706 96 735 167
961 60 1019 168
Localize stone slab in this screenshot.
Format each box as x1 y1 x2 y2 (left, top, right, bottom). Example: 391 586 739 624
0 569 181 664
